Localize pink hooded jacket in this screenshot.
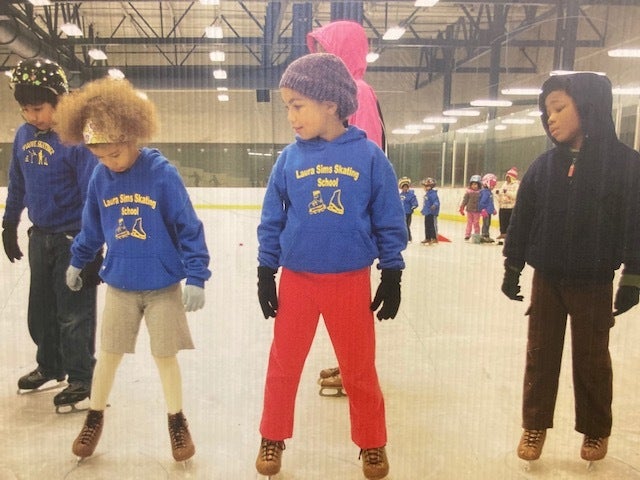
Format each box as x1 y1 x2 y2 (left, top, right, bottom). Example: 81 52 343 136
307 21 384 149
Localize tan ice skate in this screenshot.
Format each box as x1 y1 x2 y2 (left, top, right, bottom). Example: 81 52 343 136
168 410 195 463
72 409 104 461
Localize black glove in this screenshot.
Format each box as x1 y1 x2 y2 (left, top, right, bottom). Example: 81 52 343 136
80 249 104 287
501 265 524 301
257 266 278 319
370 269 402 320
613 285 639 316
2 221 23 263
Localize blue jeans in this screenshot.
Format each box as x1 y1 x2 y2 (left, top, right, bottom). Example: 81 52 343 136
27 228 97 386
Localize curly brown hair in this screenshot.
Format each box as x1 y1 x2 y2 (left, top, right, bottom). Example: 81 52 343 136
54 77 158 145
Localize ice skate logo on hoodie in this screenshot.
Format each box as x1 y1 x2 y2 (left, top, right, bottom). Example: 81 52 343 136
114 217 147 240
308 189 344 215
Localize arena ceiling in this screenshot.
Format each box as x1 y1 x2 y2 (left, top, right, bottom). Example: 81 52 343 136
0 1 637 102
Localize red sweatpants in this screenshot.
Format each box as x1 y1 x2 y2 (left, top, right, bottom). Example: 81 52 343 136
259 267 387 449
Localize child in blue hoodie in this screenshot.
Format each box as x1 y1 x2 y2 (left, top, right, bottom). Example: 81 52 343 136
4 58 99 411
479 173 497 243
54 78 211 464
420 177 440 245
255 53 406 480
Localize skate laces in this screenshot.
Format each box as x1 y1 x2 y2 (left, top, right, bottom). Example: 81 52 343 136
583 436 604 450
169 413 189 449
78 411 103 445
359 447 385 465
259 438 285 462
523 429 545 447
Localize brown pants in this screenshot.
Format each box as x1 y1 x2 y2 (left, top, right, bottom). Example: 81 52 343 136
522 270 614 438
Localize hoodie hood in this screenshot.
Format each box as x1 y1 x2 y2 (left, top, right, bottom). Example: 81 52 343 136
307 21 368 80
538 72 616 145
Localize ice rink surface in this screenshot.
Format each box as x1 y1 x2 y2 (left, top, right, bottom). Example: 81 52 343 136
1 193 639 479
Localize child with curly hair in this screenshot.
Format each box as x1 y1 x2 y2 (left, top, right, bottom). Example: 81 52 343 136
54 78 211 463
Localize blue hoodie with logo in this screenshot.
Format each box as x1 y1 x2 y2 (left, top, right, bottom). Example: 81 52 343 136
258 126 406 274
4 124 97 232
70 147 211 290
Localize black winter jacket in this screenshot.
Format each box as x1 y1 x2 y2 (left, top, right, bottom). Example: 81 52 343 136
503 73 640 284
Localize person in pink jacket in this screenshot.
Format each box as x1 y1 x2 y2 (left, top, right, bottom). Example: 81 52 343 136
307 20 386 395
307 20 385 150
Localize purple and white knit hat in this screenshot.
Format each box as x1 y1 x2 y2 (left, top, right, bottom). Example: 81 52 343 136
279 53 358 120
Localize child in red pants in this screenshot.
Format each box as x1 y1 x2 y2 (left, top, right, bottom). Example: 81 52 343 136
256 53 407 480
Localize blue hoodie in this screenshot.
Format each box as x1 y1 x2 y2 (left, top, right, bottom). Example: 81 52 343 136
4 124 97 232
258 126 406 274
70 148 211 290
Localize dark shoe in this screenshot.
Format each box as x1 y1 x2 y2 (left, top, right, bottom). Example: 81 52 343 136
517 429 546 461
18 368 65 390
168 411 195 462
360 446 389 479
54 382 90 406
72 409 104 458
581 435 608 461
256 437 286 476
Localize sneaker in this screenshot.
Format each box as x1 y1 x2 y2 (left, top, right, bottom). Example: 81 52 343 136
360 446 389 479
17 368 65 390
517 429 546 461
497 233 506 240
168 411 195 462
72 409 104 458
581 435 608 461
256 438 285 476
464 236 470 241
54 382 90 406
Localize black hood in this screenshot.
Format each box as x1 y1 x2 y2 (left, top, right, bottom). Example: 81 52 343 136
538 72 616 145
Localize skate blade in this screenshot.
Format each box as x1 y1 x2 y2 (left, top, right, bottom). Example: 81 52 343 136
318 387 346 398
520 458 539 472
17 380 66 395
55 397 91 414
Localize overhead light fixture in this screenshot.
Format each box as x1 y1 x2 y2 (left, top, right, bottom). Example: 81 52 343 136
415 0 439 6
205 26 223 39
366 52 380 63
495 125 508 131
501 118 536 125
550 70 606 76
199 0 220 4
61 23 83 37
28 0 51 5
443 108 481 117
457 128 485 134
613 87 640 95
423 116 457 124
217 94 229 102
107 68 125 79
608 48 640 58
470 99 513 107
527 110 543 117
209 50 225 62
213 69 227 79
216 86 228 91
88 48 107 61
382 26 406 41
405 124 436 130
392 128 420 135
501 88 542 96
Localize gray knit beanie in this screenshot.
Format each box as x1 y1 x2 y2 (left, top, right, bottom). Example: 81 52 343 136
279 53 358 120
